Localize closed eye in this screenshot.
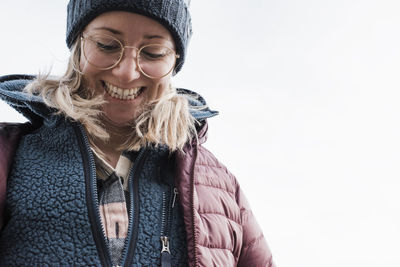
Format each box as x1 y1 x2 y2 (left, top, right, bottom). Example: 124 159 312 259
141 51 167 59
96 42 120 53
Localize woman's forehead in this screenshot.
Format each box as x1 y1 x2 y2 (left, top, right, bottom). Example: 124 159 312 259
86 11 174 43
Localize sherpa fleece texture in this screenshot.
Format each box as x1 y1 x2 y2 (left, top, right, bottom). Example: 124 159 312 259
0 120 190 266
132 146 188 266
0 119 103 266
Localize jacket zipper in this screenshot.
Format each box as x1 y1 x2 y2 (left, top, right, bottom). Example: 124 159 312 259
191 146 199 267
160 187 178 267
120 148 149 267
74 123 113 267
75 122 149 267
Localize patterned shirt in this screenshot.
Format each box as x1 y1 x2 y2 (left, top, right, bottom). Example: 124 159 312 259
92 149 134 266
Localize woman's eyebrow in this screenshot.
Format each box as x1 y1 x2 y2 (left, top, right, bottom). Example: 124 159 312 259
143 34 167 40
93 27 122 35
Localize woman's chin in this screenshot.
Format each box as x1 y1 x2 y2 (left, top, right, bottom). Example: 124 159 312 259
101 106 138 127
101 94 142 127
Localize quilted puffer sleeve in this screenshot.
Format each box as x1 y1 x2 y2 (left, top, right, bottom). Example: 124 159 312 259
236 186 276 267
0 123 27 230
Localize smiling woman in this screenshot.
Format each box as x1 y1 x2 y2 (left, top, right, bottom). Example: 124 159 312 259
0 0 275 266
79 12 179 126
24 11 196 168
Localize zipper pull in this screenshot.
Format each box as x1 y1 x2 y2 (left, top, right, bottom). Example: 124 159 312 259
161 236 171 267
161 236 171 253
172 188 178 208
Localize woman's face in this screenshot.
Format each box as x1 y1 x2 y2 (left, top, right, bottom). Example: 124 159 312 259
80 11 176 126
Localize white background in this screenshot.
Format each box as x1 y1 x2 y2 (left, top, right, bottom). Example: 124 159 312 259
1 1 400 266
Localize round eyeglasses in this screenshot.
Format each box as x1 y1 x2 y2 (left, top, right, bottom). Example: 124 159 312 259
81 34 180 79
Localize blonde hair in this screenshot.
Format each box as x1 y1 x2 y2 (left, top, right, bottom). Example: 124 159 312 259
25 38 198 152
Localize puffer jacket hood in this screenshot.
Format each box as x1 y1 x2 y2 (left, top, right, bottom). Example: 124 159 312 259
0 74 219 130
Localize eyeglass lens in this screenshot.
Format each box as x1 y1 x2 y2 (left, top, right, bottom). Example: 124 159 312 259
82 34 176 78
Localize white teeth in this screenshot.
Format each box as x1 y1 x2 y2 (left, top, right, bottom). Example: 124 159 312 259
103 82 143 100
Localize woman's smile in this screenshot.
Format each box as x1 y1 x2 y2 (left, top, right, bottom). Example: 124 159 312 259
102 81 146 101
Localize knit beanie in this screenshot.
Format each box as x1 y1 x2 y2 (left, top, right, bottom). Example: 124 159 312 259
66 0 192 74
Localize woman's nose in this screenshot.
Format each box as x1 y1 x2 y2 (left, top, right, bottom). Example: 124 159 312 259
111 50 141 82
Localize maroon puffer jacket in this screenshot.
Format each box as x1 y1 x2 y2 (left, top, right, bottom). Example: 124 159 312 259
175 122 275 267
0 122 275 266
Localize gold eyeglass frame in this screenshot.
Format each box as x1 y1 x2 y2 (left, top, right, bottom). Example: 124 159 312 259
80 33 180 79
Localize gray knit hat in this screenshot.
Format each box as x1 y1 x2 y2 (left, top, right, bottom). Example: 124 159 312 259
66 0 192 74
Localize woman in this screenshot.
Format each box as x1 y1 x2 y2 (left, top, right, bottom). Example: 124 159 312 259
0 0 275 266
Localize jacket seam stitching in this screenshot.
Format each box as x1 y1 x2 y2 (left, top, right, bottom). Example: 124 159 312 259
197 243 233 251
243 234 264 250
194 182 235 195
198 211 240 225
240 208 250 214
195 162 226 170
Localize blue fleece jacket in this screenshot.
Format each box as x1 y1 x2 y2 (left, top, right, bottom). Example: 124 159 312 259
0 75 218 266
